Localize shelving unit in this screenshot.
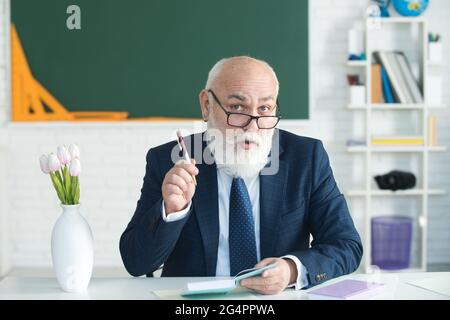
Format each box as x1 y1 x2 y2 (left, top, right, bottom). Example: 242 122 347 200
346 17 446 274
347 145 447 153
347 104 446 110
347 189 445 197
347 60 368 67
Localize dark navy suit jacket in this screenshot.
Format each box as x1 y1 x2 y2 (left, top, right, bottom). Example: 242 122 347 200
120 129 363 288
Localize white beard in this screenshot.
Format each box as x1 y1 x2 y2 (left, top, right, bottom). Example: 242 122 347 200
205 126 274 179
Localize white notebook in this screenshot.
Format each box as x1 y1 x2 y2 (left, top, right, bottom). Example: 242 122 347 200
181 263 278 296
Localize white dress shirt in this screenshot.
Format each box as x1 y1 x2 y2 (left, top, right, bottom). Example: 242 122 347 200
161 168 309 289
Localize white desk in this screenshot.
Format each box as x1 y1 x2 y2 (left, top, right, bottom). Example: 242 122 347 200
0 272 449 300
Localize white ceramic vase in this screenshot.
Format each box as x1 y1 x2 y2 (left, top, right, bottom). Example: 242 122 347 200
51 204 93 293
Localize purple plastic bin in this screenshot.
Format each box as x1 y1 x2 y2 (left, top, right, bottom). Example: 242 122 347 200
371 216 413 270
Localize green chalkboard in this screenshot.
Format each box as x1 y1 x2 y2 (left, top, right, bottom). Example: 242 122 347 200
12 0 309 119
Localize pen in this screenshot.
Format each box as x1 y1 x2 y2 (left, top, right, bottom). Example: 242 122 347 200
176 130 197 186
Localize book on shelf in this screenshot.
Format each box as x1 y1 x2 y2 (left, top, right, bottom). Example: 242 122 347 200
380 65 394 103
346 139 366 147
387 52 413 103
371 64 384 103
395 52 423 103
373 51 423 104
374 51 404 103
371 135 424 146
428 116 438 146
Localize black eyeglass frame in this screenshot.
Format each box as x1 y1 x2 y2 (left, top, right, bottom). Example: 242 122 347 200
207 89 281 129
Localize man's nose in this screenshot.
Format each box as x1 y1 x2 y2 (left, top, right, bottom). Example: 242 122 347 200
243 117 259 132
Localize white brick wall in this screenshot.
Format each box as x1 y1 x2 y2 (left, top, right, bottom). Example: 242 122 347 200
0 0 449 273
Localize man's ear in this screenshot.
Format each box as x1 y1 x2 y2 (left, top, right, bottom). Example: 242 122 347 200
199 90 210 122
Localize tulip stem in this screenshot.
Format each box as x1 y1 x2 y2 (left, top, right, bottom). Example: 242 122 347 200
73 176 80 204
62 165 73 204
72 175 76 204
50 172 66 204
55 170 64 188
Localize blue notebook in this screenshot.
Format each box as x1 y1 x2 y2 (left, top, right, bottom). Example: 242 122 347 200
181 263 278 296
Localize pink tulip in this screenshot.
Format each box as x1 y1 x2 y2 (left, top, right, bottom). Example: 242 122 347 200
39 154 50 174
68 143 80 159
57 145 71 165
69 158 82 177
48 153 61 172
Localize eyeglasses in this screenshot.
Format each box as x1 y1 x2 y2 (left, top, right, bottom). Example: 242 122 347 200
207 89 281 129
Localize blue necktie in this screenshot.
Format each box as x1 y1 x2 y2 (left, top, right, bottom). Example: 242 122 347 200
229 177 257 276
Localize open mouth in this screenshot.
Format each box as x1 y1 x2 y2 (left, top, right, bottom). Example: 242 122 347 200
242 139 257 150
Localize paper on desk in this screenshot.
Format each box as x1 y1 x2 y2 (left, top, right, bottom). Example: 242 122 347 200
152 286 258 300
407 276 450 297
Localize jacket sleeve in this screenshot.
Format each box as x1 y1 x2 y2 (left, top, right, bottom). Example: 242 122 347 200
290 140 363 288
119 148 192 276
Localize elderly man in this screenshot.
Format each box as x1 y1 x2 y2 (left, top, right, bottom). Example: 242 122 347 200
120 56 362 294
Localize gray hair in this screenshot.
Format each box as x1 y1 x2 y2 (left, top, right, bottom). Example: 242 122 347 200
205 56 279 95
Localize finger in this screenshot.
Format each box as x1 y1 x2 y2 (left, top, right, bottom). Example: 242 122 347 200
173 167 195 185
175 161 199 176
242 280 282 294
262 268 275 278
255 257 277 269
165 174 188 191
165 183 184 195
241 275 278 287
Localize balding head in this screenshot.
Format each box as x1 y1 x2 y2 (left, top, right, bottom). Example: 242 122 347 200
205 56 279 95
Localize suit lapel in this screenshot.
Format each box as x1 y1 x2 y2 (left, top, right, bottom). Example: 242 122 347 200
259 130 287 259
192 138 219 276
